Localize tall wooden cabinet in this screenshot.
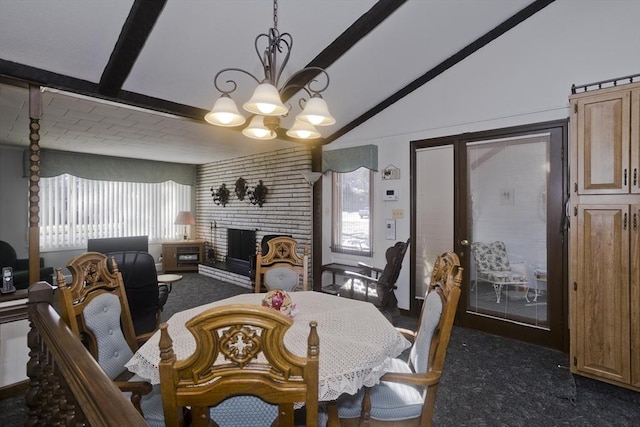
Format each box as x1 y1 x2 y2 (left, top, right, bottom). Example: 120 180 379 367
569 82 640 392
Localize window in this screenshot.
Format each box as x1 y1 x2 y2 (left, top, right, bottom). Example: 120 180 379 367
331 167 372 256
39 174 191 250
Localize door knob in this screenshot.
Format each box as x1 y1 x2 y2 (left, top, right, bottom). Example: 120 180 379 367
460 240 469 246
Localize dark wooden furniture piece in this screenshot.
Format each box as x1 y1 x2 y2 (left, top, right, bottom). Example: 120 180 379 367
321 263 368 294
158 304 320 427
254 236 309 293
162 240 205 272
26 281 147 426
324 239 410 313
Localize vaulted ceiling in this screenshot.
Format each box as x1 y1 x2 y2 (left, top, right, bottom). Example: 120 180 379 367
0 0 553 164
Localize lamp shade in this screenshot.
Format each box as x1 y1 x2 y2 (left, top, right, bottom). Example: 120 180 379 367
204 95 246 127
174 211 196 225
242 116 277 140
286 120 321 139
243 83 288 116
296 96 335 126
300 171 322 185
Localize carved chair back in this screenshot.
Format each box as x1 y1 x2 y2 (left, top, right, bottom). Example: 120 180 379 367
56 252 139 375
158 304 319 427
255 236 309 293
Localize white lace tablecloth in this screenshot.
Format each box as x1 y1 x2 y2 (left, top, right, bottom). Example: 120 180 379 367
125 291 411 402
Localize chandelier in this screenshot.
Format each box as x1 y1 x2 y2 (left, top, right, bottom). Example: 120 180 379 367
204 0 334 140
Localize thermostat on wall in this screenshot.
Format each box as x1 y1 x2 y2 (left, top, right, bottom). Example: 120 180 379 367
383 189 398 201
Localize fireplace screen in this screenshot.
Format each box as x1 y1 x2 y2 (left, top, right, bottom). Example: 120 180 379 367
226 228 256 276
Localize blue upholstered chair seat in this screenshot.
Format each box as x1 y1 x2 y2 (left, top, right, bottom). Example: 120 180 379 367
336 358 424 422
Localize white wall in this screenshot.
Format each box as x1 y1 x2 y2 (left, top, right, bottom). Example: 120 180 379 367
0 146 29 258
322 0 640 310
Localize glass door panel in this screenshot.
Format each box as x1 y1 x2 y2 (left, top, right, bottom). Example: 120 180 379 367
466 134 550 328
414 146 454 300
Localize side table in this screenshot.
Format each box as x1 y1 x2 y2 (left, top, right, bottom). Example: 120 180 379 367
157 274 183 293
320 263 368 295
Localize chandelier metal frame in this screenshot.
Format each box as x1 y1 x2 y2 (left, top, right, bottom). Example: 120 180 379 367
204 0 334 140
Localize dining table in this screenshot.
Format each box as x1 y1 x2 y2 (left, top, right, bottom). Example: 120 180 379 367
125 290 411 403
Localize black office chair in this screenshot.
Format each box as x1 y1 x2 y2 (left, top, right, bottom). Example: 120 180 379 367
107 251 169 339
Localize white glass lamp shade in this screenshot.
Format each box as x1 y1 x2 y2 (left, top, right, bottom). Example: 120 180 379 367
243 83 288 116
296 96 335 126
300 171 322 185
242 116 277 140
204 96 246 127
286 120 321 139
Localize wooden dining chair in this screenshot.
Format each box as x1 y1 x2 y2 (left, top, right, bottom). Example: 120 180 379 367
333 251 462 427
254 236 309 293
158 304 320 427
55 252 164 426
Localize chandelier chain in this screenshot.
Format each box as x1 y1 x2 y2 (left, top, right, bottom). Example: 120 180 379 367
273 0 278 30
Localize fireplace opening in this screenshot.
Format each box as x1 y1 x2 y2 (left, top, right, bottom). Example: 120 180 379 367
226 228 256 276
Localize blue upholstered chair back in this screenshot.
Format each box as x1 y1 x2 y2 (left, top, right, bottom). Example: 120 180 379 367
409 289 443 375
84 293 135 379
264 266 301 292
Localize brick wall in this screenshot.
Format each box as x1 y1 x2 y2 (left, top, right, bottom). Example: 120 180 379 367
195 146 315 287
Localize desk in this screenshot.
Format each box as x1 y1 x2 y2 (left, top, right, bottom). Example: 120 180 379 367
125 291 410 401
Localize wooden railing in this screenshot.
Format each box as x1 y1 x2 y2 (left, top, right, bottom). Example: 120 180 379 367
25 281 147 426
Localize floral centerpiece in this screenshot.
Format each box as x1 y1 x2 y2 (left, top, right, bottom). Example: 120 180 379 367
261 290 296 317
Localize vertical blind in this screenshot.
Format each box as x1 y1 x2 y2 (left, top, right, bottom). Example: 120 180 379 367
39 175 191 249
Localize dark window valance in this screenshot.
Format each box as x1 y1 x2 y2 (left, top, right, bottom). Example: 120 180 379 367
322 145 378 173
24 149 196 186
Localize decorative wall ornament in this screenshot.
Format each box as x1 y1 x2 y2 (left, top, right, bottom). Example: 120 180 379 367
211 183 230 207
248 180 268 207
382 164 401 180
235 177 248 200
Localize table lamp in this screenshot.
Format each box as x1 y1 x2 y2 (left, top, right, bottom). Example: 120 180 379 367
174 211 196 240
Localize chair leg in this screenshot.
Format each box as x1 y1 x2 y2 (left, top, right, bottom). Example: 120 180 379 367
493 283 502 303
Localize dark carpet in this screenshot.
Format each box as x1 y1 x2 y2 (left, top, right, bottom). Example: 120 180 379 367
2 273 638 426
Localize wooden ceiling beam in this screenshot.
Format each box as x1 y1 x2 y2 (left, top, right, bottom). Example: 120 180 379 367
323 0 556 145
0 60 207 122
98 0 167 97
280 0 408 102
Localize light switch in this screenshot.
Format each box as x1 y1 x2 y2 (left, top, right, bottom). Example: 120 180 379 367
392 209 404 219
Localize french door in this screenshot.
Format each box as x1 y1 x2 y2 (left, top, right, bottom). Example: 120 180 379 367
411 120 568 350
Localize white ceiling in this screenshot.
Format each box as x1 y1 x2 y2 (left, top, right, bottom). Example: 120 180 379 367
0 0 536 164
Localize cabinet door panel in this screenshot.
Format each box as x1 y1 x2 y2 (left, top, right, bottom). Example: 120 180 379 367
631 89 639 194
576 205 630 383
631 204 640 388
577 91 630 194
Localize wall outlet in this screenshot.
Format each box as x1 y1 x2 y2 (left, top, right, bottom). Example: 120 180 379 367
392 209 404 219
